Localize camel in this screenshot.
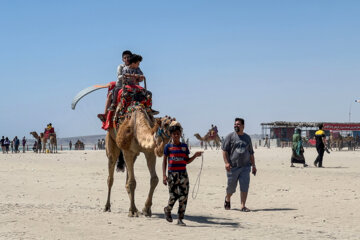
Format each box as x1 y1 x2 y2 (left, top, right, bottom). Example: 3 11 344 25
194 131 221 150
104 106 175 217
30 131 57 153
74 140 85 150
30 132 47 153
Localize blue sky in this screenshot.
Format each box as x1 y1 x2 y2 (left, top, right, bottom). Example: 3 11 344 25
1 0 360 140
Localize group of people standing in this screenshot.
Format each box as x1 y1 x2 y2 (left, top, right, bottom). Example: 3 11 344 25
97 139 105 150
1 136 26 153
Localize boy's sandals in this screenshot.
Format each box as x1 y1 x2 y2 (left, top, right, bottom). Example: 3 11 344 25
241 207 251 212
224 197 231 210
97 114 106 122
177 219 186 226
164 207 173 222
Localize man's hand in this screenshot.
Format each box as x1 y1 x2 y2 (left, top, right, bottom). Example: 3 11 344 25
163 175 168 185
252 166 257 176
225 163 231 172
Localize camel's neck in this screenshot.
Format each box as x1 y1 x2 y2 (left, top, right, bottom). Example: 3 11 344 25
31 132 39 139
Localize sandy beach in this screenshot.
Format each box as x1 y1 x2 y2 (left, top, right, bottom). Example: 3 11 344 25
0 147 359 240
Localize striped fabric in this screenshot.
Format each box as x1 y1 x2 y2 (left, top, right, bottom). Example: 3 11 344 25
164 143 190 172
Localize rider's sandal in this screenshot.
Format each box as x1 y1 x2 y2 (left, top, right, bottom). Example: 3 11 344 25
97 114 106 122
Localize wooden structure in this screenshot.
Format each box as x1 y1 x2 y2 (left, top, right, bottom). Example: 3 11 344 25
261 122 360 139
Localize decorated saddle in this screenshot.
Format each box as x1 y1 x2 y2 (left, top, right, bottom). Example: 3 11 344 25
102 84 152 130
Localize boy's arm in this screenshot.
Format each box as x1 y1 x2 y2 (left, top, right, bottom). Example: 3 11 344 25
162 155 168 185
135 68 145 81
187 151 202 164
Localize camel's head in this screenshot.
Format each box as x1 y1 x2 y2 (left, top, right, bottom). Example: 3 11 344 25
154 116 180 157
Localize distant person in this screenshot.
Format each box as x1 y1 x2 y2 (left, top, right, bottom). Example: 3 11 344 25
162 125 203 226
222 118 256 212
69 140 72 150
4 137 10 153
101 139 105 149
44 123 55 140
32 142 38 152
10 139 14 153
264 135 269 148
1 136 5 153
97 139 101 150
290 129 308 167
314 124 326 168
14 136 20 153
37 136 42 153
22 137 26 153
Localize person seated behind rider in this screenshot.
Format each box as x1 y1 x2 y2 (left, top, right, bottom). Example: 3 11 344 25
107 50 133 112
117 54 159 115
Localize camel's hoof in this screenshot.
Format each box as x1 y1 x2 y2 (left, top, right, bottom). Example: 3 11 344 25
128 211 139 217
128 208 139 217
104 205 111 212
142 208 152 217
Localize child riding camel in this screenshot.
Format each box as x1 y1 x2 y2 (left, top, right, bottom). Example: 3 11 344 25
115 54 159 117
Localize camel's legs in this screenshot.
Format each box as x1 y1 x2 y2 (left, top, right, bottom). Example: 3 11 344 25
123 150 138 217
142 151 158 217
42 141 46 153
104 132 120 212
208 141 213 150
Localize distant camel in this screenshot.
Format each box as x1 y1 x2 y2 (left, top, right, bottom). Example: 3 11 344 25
194 131 221 150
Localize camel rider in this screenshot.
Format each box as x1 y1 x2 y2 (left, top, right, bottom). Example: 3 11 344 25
115 54 159 117
210 124 215 137
44 123 55 139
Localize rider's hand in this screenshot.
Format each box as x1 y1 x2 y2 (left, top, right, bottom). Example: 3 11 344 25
163 175 168 185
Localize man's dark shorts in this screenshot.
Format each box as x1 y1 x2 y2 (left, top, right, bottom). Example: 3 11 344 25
226 166 251 193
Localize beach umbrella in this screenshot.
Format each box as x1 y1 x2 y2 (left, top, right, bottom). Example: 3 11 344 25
71 84 110 110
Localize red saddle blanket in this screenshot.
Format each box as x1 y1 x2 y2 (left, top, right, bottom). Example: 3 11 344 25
102 84 150 131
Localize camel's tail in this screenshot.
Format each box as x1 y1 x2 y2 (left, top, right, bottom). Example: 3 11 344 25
116 151 125 172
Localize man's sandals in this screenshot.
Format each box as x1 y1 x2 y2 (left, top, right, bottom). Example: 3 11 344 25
240 207 251 212
224 197 231 210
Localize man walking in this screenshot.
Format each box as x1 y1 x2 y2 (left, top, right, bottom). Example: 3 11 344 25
314 124 326 168
222 118 257 212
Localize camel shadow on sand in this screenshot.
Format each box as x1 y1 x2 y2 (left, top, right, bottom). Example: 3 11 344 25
152 213 241 228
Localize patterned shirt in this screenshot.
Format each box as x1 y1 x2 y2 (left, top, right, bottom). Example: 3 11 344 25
121 66 144 86
164 143 190 172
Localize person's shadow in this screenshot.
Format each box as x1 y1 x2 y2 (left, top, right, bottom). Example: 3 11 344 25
152 213 240 228
244 208 297 212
